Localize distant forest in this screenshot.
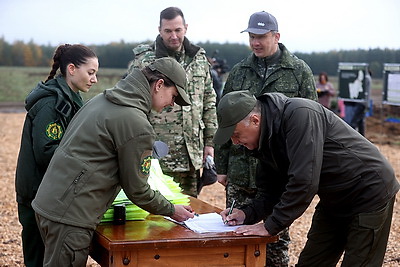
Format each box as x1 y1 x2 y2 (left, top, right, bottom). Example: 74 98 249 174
1 37 400 78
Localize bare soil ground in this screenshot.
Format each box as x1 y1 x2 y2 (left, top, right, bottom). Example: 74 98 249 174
1 111 399 266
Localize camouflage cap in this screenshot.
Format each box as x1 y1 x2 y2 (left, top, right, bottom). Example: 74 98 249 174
213 90 257 145
149 57 191 106
241 11 278 34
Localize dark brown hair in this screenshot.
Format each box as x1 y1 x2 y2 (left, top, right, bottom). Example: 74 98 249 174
318 72 329 83
45 44 97 82
159 7 185 26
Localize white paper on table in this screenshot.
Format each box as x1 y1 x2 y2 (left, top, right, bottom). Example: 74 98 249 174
165 212 241 234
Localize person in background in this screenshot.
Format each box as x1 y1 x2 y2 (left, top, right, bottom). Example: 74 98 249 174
214 11 317 266
15 44 98 267
217 90 399 267
32 57 196 266
128 6 217 197
316 71 336 109
208 56 223 105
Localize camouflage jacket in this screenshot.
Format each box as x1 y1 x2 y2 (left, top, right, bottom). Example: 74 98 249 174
129 35 217 172
215 43 317 189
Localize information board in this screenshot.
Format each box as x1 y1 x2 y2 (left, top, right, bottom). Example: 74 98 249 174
338 62 369 102
383 63 400 106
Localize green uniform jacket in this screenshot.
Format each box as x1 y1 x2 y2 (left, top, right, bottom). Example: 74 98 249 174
215 43 317 189
16 75 84 206
242 93 399 235
129 35 217 171
32 69 174 230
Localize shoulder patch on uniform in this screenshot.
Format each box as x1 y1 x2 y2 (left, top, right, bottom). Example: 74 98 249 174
45 122 63 140
133 44 153 56
140 150 153 177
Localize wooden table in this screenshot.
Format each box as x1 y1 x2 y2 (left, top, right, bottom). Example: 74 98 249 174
90 197 278 267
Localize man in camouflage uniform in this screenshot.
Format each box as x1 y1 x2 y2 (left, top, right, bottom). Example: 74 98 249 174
215 11 317 266
129 7 217 197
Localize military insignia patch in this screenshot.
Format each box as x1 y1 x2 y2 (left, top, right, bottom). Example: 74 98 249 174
45 122 63 140
140 155 152 176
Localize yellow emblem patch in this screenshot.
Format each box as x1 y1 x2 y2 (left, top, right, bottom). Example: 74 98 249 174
45 122 63 140
140 156 152 176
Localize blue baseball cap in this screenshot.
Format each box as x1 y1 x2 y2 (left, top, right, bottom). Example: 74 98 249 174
241 11 278 34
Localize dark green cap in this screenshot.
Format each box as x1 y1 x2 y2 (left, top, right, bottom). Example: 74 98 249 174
149 57 191 106
213 90 257 144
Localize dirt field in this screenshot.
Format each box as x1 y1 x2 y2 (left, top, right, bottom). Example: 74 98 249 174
0 112 399 266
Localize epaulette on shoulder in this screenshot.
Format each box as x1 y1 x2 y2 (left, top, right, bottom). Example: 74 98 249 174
55 100 72 118
133 44 153 56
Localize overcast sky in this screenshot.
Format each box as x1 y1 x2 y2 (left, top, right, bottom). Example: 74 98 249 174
1 0 399 53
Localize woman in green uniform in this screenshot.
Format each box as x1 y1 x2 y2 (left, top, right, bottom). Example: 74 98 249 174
15 44 99 267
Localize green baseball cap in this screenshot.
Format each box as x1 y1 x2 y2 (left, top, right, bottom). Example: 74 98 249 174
149 57 191 106
213 90 257 145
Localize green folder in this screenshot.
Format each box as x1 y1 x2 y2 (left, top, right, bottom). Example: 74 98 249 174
101 159 190 222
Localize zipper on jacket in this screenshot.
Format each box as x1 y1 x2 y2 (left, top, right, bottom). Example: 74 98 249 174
73 170 86 193
59 170 86 201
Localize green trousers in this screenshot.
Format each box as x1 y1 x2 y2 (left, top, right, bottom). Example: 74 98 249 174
18 203 45 267
35 214 94 267
296 196 395 267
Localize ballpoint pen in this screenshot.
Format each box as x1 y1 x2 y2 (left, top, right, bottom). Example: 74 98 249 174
224 199 236 224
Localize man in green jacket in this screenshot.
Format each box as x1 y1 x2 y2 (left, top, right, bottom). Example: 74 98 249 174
217 90 399 267
32 58 196 266
214 11 317 266
128 7 217 197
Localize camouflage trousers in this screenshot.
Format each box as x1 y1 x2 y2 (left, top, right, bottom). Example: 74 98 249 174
164 164 200 198
226 183 290 267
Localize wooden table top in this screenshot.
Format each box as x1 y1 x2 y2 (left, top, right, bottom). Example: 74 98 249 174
93 197 278 251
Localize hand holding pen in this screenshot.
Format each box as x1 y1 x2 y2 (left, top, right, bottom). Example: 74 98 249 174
224 199 236 224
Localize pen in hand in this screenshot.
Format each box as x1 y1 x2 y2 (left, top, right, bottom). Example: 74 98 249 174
224 199 236 224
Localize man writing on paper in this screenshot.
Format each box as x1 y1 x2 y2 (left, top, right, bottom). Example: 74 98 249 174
216 91 399 267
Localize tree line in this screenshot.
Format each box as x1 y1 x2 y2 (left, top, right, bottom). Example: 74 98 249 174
1 37 400 78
